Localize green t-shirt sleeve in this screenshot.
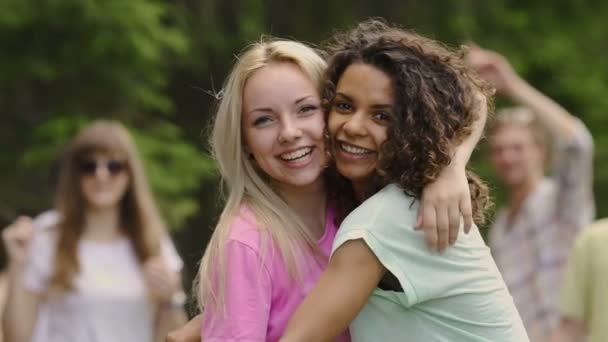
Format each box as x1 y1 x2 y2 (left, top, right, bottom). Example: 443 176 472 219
559 230 590 321
331 185 428 307
331 227 420 306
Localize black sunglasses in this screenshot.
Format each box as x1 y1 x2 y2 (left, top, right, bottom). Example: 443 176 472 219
78 159 127 176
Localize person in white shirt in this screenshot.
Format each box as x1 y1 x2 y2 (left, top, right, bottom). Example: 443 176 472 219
1 120 186 342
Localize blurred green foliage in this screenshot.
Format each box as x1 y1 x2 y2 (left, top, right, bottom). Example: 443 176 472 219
1 0 607 274
0 0 213 230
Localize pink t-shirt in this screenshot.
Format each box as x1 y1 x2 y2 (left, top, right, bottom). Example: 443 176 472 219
202 204 350 342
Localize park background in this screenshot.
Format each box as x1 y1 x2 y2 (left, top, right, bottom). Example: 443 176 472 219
1 0 607 308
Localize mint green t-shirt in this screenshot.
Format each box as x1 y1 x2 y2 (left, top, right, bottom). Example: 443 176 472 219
332 184 529 342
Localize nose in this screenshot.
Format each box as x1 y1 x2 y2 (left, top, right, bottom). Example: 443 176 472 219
343 111 366 137
94 162 111 180
278 115 303 143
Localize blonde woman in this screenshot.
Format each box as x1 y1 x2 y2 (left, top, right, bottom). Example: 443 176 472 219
187 37 483 342
2 120 186 342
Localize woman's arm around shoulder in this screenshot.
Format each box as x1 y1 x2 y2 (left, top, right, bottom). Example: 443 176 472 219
280 239 385 342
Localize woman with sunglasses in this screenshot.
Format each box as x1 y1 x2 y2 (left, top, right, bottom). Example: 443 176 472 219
1 120 186 342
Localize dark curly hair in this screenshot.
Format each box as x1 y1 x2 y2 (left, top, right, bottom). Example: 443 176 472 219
323 19 493 224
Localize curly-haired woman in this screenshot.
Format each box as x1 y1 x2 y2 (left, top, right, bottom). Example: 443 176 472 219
280 20 529 342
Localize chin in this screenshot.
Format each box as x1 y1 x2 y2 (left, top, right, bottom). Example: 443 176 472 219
86 197 122 209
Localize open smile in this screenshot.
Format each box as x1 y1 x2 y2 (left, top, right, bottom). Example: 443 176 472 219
338 141 375 155
278 147 314 161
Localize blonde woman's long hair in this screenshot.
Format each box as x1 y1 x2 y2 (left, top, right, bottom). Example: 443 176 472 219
52 120 167 291
197 38 328 313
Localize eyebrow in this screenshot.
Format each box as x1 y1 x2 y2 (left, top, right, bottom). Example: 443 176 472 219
295 95 315 104
335 92 394 110
248 95 316 114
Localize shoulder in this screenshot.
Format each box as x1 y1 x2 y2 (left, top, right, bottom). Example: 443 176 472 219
225 204 266 251
342 184 418 229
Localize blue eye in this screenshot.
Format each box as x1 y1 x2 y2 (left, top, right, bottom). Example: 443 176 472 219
300 105 319 114
253 116 273 126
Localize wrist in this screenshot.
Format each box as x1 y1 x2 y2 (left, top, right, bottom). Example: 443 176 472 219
161 290 187 310
504 74 528 99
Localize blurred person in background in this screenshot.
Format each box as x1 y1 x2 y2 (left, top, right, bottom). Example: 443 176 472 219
466 45 595 341
550 218 608 342
2 120 187 342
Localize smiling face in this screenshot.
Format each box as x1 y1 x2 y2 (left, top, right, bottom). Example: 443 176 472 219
79 151 130 211
242 62 326 191
328 63 395 194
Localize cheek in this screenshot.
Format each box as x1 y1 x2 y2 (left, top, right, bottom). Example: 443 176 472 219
377 126 388 145
309 115 326 142
327 111 341 137
243 128 268 157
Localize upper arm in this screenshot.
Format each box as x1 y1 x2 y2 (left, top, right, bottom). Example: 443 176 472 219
553 121 595 228
281 239 385 342
202 240 272 341
3 276 41 342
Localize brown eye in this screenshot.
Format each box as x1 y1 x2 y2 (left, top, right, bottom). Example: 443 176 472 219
334 101 353 112
373 111 391 121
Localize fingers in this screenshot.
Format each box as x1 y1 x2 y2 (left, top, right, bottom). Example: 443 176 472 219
2 216 35 258
447 202 460 246
166 315 203 342
460 195 474 234
435 202 450 253
414 204 423 230
421 204 438 252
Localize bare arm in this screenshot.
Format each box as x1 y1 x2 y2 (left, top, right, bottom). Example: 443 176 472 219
165 314 202 342
142 256 188 342
416 92 488 251
154 292 188 342
280 239 385 342
466 45 578 139
2 217 40 342
3 266 40 342
550 317 586 342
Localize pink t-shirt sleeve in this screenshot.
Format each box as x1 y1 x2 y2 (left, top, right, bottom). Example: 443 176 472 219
202 239 272 341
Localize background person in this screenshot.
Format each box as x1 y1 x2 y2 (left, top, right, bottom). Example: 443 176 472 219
2 120 187 342
466 45 595 341
550 218 608 342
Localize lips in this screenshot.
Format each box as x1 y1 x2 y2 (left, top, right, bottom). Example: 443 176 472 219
278 146 313 162
338 141 374 155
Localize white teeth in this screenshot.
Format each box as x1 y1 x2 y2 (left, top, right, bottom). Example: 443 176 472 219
341 142 372 155
280 147 312 161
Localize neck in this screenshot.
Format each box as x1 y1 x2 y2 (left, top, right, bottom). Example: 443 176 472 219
508 172 543 217
278 178 327 239
82 205 123 242
352 179 373 203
